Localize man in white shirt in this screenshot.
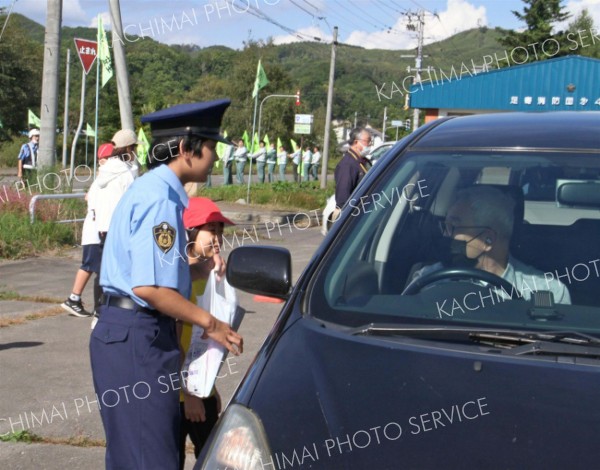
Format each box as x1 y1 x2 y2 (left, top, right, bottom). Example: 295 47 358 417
234 139 248 184
249 141 267 184
311 145 322 181
277 146 288 182
301 146 312 182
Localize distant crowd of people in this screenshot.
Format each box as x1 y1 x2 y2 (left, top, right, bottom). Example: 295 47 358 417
220 139 322 185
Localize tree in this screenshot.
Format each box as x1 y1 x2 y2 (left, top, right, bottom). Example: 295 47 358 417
0 14 43 136
499 0 571 65
567 9 600 58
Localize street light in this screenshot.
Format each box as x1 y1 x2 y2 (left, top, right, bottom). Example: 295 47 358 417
257 93 299 148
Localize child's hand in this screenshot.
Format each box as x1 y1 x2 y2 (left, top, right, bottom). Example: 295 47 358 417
213 253 226 281
183 393 206 422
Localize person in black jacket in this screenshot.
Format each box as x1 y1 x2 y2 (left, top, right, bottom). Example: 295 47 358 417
334 127 372 209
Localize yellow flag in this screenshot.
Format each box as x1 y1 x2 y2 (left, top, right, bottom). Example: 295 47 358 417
97 16 113 88
28 109 41 127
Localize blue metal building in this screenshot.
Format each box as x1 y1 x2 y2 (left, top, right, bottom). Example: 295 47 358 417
409 55 600 122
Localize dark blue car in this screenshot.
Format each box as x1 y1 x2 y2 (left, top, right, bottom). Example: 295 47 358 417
197 112 600 469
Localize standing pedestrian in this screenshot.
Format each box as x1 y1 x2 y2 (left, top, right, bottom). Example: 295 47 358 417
234 139 247 184
334 127 372 210
277 145 287 182
249 140 267 184
311 145 321 181
221 141 235 185
17 129 39 187
302 145 312 182
290 146 301 183
90 99 243 470
61 143 114 318
266 142 277 183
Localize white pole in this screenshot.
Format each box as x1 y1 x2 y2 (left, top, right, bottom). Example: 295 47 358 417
70 69 86 179
94 42 100 180
246 93 258 204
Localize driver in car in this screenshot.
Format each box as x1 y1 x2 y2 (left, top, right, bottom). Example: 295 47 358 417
410 186 571 304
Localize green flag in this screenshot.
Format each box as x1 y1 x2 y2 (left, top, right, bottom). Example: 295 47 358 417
242 130 250 151
97 16 113 88
252 59 269 98
290 138 298 152
263 134 270 149
215 131 229 169
277 137 283 150
137 128 150 166
252 132 259 153
28 109 41 127
86 123 96 137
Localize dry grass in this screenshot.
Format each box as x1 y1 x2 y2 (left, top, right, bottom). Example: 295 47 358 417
0 306 64 328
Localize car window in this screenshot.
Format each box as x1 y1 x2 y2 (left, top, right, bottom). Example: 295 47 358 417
310 151 600 333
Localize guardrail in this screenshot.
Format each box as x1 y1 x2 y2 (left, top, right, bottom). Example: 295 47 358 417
29 193 86 224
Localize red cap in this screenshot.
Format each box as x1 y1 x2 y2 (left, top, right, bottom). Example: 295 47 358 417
97 143 114 159
183 197 234 229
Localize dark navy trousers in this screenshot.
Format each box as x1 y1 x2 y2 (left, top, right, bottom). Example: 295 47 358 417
90 305 180 470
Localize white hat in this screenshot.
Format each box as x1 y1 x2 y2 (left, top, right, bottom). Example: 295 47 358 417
111 129 141 148
28 129 40 138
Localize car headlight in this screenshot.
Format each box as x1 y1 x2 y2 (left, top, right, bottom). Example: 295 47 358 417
200 403 273 470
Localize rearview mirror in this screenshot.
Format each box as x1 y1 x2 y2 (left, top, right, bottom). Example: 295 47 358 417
557 180 600 208
226 246 292 299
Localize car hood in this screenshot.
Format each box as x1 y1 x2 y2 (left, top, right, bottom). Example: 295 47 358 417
245 315 600 469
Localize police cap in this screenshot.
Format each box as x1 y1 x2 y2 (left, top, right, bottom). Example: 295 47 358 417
141 99 231 144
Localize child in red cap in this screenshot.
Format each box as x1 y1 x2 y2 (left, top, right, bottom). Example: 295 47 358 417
178 197 234 470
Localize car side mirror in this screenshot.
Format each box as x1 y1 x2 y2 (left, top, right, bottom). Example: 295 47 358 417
226 246 292 299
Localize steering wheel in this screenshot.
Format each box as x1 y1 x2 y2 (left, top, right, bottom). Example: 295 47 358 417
404 267 522 298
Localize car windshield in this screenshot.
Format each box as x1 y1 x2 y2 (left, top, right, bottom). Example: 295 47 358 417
309 150 600 334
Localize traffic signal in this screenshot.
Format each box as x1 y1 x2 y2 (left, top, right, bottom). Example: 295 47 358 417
295 90 301 106
405 119 411 130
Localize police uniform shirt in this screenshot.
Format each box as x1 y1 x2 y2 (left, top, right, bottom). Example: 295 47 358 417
18 142 38 168
100 164 191 308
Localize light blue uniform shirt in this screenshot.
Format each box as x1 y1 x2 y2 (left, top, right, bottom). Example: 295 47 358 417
100 164 191 308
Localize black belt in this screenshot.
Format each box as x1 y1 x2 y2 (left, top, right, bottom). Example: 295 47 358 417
101 294 158 315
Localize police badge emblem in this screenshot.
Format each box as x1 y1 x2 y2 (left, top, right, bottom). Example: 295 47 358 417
153 222 176 253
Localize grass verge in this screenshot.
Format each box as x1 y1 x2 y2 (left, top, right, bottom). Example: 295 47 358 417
200 180 334 211
0 430 105 447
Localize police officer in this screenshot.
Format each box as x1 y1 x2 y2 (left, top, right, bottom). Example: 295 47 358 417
90 99 243 470
17 128 39 186
334 127 372 209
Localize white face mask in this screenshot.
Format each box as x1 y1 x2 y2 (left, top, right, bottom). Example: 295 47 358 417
360 144 372 157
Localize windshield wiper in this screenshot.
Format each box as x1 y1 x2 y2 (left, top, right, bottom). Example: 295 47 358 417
351 324 600 356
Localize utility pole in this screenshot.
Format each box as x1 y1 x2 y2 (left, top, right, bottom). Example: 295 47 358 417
413 10 424 132
38 0 62 168
320 26 337 190
403 9 427 132
382 106 387 142
109 0 134 131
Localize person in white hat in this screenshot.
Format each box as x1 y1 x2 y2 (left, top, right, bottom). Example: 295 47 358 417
17 129 40 186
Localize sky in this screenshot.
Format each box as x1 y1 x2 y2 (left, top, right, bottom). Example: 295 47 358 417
7 0 600 50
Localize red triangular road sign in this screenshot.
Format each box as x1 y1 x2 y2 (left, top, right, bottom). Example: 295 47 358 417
74 38 98 75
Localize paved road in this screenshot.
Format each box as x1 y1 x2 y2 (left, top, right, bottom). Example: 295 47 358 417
0 203 325 469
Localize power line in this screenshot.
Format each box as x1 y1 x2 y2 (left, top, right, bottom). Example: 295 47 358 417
347 0 405 35
290 0 322 20
382 0 408 15
301 0 321 12
0 0 18 44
